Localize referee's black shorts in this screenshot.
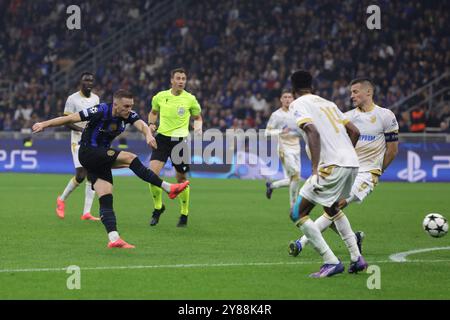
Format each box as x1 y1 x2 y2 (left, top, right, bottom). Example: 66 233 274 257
78 145 121 186
150 133 190 173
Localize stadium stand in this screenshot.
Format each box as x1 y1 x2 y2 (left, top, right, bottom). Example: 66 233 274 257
0 0 449 132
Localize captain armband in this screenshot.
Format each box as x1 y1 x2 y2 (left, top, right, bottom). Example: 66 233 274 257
384 131 398 142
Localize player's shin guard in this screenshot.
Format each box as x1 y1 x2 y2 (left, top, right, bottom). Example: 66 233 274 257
129 158 163 187
149 184 163 210
299 212 334 248
179 185 190 215
299 217 339 265
333 211 361 262
60 177 79 201
99 194 117 233
83 181 95 214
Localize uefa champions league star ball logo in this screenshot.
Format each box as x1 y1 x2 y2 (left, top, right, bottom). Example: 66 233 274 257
177 106 186 117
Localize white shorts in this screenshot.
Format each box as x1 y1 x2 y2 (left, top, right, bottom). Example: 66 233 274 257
71 143 82 168
279 149 300 178
300 166 358 208
349 171 379 203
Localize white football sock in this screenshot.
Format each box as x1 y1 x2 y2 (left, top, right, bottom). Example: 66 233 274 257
83 181 95 215
161 181 171 193
299 213 333 248
108 231 120 242
289 178 301 207
271 178 290 189
334 211 361 262
60 177 79 201
300 218 339 265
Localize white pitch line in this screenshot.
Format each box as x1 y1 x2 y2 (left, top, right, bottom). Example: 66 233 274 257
1 258 450 274
389 246 450 262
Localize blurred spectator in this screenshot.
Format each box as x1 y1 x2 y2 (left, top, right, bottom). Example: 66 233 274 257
410 106 426 132
426 109 441 128
440 120 450 133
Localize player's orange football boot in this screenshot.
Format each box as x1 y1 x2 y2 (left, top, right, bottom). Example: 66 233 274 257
107 238 135 249
168 180 190 199
81 212 100 221
56 196 65 219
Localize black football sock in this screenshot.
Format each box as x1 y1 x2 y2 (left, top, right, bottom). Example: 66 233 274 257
99 194 117 233
129 157 163 187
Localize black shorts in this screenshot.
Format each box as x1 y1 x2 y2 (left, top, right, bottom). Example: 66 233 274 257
150 134 190 173
78 145 121 185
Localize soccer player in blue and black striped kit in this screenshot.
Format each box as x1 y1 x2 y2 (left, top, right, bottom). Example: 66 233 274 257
32 89 189 248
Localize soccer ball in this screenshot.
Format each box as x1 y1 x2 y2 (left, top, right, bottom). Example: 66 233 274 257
422 213 448 238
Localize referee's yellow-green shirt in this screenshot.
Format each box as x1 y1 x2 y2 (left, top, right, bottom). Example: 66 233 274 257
151 89 201 138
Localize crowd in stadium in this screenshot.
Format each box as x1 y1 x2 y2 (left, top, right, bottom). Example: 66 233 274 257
0 0 449 133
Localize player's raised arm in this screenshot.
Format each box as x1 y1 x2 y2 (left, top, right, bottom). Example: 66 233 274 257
134 119 157 149
344 121 360 147
32 112 82 133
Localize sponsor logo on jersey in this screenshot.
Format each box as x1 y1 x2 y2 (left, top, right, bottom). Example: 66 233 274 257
359 135 376 141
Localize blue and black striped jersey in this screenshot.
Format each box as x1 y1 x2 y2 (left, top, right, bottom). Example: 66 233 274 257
78 103 140 148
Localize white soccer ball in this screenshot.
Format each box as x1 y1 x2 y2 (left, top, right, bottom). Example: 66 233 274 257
422 213 448 238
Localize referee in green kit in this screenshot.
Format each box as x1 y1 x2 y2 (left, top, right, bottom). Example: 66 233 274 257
147 68 203 227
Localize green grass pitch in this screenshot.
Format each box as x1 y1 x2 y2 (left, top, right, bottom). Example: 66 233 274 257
1 173 449 299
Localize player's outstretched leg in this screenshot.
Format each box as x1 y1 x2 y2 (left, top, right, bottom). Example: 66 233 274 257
121 155 189 198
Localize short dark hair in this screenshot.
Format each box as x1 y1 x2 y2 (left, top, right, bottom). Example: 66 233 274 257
113 89 133 100
281 89 293 96
80 72 94 80
171 68 187 78
350 78 374 90
290 70 313 92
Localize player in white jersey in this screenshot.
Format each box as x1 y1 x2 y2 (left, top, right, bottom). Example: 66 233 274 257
56 72 100 221
292 78 399 256
265 90 302 208
287 70 366 278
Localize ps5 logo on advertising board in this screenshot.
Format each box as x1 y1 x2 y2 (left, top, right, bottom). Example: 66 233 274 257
0 150 38 170
397 151 426 182
398 151 450 182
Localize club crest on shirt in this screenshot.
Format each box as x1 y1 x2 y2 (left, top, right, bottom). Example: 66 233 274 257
177 106 186 116
109 123 117 131
370 115 377 123
107 150 115 157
